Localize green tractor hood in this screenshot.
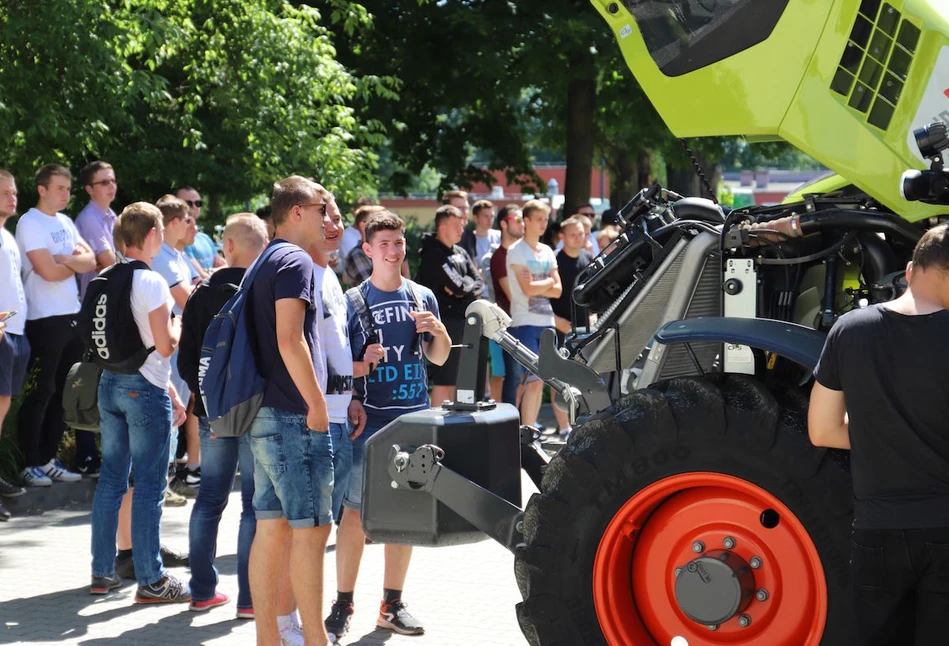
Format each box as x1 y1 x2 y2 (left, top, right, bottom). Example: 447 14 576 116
592 0 949 222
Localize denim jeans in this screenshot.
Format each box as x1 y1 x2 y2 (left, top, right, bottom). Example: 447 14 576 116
188 417 255 609
91 371 172 586
248 407 335 528
330 421 354 520
851 527 949 645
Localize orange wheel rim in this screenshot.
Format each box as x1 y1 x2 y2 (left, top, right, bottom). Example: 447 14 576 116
592 472 827 646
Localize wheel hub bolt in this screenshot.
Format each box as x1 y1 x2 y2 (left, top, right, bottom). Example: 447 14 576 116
756 588 769 602
675 567 682 577
738 614 751 627
750 556 762 569
707 624 718 631
692 541 705 553
723 536 736 549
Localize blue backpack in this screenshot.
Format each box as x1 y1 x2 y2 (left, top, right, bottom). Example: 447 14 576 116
199 242 291 437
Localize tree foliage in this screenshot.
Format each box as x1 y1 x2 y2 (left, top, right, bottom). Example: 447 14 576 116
0 0 390 217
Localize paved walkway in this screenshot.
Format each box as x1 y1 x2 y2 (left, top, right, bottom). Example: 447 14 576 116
0 474 538 645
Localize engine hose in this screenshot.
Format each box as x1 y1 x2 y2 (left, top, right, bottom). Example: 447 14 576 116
745 210 921 245
757 234 853 266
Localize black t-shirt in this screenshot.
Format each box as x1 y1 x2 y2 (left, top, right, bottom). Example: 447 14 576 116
814 304 949 529
551 249 592 323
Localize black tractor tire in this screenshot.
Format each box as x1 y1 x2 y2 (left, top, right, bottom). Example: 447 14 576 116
514 374 853 646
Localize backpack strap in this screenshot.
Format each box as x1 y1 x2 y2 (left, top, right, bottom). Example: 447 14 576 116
402 279 426 357
345 279 377 346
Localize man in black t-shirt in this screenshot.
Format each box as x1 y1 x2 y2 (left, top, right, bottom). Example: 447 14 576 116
810 224 949 645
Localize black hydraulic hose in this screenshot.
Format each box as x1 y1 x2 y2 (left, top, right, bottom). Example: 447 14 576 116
796 210 921 245
757 235 852 266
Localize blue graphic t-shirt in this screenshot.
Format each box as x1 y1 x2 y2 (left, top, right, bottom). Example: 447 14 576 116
347 279 440 429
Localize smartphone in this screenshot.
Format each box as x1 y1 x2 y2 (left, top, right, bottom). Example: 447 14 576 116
0 311 16 323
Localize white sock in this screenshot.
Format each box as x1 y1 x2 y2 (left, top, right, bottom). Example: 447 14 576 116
561 426 572 434
277 615 294 631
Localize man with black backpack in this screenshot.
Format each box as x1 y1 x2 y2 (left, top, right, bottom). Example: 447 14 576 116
177 213 279 620
86 202 190 604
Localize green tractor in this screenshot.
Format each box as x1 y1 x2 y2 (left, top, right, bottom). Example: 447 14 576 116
359 1 949 644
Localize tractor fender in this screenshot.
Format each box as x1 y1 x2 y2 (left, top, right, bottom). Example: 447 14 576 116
655 317 827 371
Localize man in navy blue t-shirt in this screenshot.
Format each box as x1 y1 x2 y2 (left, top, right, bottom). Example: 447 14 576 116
324 211 449 641
246 175 332 646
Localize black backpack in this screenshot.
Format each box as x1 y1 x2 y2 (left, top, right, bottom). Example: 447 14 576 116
76 260 155 374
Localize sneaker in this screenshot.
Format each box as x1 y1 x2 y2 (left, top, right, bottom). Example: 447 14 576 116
134 575 191 604
160 544 189 567
324 600 354 642
0 475 25 497
190 591 229 612
183 466 201 488
164 489 188 507
21 466 52 487
279 623 305 646
115 553 136 580
235 607 255 620
90 573 122 595
40 459 81 483
169 476 198 498
377 599 425 635
0 500 10 521
77 457 101 479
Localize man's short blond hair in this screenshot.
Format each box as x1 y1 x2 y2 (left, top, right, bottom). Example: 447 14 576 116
155 194 189 225
224 213 268 251
117 202 163 250
560 216 586 233
522 199 551 220
270 175 329 226
442 189 468 204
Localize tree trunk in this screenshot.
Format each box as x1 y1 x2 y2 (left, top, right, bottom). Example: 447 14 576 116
563 72 596 218
609 146 636 210
636 151 653 191
665 163 699 197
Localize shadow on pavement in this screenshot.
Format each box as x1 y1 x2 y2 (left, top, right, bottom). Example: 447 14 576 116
346 629 394 645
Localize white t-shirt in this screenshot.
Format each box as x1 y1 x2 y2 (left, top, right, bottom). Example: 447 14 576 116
130 269 175 389
475 229 502 263
506 239 557 328
15 208 83 320
0 227 27 335
314 264 354 423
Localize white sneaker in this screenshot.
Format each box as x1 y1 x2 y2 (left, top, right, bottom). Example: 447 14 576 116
40 460 82 483
279 623 305 646
21 466 52 487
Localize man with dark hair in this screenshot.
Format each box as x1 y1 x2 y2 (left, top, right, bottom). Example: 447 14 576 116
255 204 275 240
339 196 374 275
15 164 96 486
489 204 524 405
176 185 223 278
247 175 334 646
416 204 483 405
0 170 28 515
460 199 500 265
809 224 949 644
326 211 449 641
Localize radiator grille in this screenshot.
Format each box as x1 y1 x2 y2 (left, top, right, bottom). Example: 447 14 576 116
658 255 723 379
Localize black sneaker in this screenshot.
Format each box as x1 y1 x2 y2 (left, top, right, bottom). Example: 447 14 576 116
0 475 25 497
90 573 122 595
160 544 189 568
169 476 198 498
115 553 136 580
134 575 191 604
0 500 10 522
77 457 101 479
324 600 354 642
377 599 424 635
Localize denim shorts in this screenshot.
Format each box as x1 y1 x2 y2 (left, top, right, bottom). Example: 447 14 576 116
488 339 505 379
329 421 354 521
342 425 382 512
248 407 335 528
0 332 31 397
509 325 552 385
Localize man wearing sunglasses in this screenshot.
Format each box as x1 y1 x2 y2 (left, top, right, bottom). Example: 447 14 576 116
176 186 224 279
76 161 118 300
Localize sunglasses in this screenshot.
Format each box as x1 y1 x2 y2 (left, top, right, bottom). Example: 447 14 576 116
184 199 202 208
298 202 328 216
91 179 118 187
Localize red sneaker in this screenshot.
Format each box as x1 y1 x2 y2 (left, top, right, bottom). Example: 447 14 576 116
236 607 255 620
189 591 229 612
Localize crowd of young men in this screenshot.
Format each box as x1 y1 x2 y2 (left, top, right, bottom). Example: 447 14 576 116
0 162 608 644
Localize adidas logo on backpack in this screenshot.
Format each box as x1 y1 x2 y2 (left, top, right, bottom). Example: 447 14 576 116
76 260 155 374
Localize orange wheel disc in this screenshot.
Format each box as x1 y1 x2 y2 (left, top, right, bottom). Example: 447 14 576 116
593 472 827 646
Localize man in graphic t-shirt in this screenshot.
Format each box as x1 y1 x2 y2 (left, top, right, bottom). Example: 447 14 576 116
327 211 449 642
15 164 96 486
506 199 561 429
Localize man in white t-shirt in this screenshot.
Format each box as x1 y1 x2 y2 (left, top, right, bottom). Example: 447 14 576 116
0 170 29 511
89 201 190 603
153 195 202 496
15 164 96 486
506 199 562 428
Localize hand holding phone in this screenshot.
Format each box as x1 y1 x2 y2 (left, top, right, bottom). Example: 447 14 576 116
0 311 17 323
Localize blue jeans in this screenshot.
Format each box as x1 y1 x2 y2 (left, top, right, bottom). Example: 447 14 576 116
91 371 171 586
509 325 551 386
248 408 335 528
330 421 354 521
188 417 255 609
